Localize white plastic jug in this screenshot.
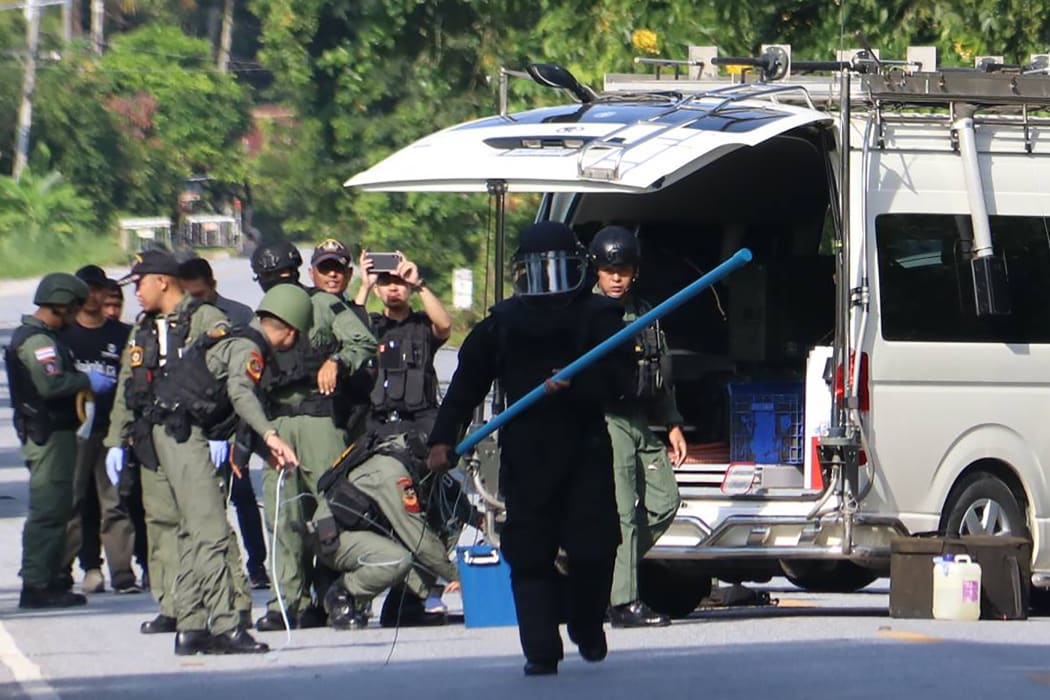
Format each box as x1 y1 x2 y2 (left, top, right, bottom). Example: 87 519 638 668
931 554 982 621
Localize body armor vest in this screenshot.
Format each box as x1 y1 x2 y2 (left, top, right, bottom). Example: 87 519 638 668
149 325 269 441
4 324 79 445
630 319 672 401
369 314 437 417
125 298 205 417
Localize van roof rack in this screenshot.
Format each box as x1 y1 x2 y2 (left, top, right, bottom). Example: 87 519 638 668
604 45 1050 112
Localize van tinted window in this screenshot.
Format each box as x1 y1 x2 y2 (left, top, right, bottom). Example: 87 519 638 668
876 214 1050 343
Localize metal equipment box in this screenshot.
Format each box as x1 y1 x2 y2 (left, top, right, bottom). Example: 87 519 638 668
889 535 1030 620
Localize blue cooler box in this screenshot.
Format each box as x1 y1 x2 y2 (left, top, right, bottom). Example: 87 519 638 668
456 544 518 628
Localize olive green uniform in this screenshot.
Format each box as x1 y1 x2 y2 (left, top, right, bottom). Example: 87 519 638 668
105 297 254 631
14 316 91 589
605 295 683 608
262 289 376 616
320 434 457 604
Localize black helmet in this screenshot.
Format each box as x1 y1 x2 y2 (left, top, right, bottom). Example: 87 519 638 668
511 222 590 297
250 241 302 276
589 226 641 268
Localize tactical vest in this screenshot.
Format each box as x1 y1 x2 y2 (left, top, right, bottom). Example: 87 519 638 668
259 323 338 418
630 320 673 401
4 324 79 445
125 298 205 417
148 325 269 441
369 313 437 417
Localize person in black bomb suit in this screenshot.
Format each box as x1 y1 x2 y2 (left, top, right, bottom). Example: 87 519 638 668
426 221 631 676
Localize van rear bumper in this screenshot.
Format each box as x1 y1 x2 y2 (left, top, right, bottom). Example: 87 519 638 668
649 513 908 563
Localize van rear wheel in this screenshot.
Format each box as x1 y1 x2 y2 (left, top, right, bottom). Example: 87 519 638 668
779 560 877 593
638 559 713 618
943 475 1025 538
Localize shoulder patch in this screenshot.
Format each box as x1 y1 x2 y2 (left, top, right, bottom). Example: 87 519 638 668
246 350 264 383
129 346 144 367
43 361 60 376
34 346 57 363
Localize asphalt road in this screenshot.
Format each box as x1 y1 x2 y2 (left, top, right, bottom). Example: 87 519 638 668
1 257 1050 698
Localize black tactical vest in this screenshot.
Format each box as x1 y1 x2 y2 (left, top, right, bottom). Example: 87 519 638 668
369 313 437 416
4 324 80 445
630 320 672 401
124 298 206 418
148 325 269 441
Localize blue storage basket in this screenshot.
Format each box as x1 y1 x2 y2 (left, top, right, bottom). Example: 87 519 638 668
727 381 804 464
455 544 518 628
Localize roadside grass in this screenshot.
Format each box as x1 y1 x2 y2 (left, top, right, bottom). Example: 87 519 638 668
0 234 125 280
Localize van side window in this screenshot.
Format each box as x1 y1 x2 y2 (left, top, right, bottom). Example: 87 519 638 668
876 213 1050 343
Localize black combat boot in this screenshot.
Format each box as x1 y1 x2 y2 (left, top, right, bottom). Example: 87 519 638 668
140 614 177 634
569 627 608 663
174 630 212 656
297 603 328 629
523 660 558 676
608 600 671 628
324 583 368 630
379 585 447 628
19 586 87 609
254 610 295 631
207 629 270 655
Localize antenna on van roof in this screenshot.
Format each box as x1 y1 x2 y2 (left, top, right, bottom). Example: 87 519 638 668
526 63 597 103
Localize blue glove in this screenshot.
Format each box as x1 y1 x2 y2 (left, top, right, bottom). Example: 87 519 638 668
87 370 116 395
209 440 230 470
105 447 125 486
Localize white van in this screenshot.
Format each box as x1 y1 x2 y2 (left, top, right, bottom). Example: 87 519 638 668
346 47 1050 614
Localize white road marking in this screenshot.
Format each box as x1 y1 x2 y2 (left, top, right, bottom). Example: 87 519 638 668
0 619 61 699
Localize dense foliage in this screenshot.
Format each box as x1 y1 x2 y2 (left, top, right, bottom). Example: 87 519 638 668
3 1 1050 290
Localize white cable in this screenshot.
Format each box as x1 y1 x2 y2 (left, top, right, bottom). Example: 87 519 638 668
270 470 292 650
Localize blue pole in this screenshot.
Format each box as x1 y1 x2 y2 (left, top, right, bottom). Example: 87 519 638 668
454 247 753 456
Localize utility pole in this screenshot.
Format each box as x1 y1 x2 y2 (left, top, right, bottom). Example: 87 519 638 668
60 0 70 41
13 0 41 180
216 0 232 72
90 0 103 54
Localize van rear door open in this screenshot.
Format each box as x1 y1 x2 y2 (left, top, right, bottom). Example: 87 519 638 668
344 99 831 194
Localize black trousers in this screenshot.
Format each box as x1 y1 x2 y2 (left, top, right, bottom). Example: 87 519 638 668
498 418 620 663
230 469 267 576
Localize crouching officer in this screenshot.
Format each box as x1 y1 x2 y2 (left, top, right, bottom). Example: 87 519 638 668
103 250 275 655
427 222 632 676
249 240 377 631
314 434 459 630
590 226 685 628
6 273 98 608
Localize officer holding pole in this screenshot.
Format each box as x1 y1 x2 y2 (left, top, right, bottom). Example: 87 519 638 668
427 222 632 676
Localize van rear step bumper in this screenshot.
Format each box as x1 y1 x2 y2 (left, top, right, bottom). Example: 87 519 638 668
650 514 908 562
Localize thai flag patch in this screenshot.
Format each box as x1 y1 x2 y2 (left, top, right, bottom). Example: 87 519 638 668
34 346 57 363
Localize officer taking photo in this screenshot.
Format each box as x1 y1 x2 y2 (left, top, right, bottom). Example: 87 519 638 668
590 226 686 628
247 240 377 632
6 273 96 608
427 222 633 677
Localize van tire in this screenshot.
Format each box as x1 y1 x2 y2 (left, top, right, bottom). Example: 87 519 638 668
638 559 713 618
779 560 877 593
943 475 1025 538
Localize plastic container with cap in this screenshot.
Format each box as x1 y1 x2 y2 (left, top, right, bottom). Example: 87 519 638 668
931 553 982 621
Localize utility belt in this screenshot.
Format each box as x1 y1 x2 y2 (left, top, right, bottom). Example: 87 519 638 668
13 409 76 446
268 393 333 419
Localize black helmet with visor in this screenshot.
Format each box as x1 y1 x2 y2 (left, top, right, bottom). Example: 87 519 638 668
511 222 591 297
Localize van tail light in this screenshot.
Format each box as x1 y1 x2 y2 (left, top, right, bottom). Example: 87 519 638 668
834 351 870 413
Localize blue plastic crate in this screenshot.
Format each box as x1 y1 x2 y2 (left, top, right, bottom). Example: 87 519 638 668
456 544 518 628
727 381 804 464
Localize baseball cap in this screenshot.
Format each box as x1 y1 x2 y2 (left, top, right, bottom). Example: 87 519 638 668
75 264 108 288
311 238 352 267
118 250 181 285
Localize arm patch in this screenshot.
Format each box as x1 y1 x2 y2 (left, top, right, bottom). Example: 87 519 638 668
246 351 264 383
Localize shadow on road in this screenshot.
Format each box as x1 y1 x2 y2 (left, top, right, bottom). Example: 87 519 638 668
3 639 1049 700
